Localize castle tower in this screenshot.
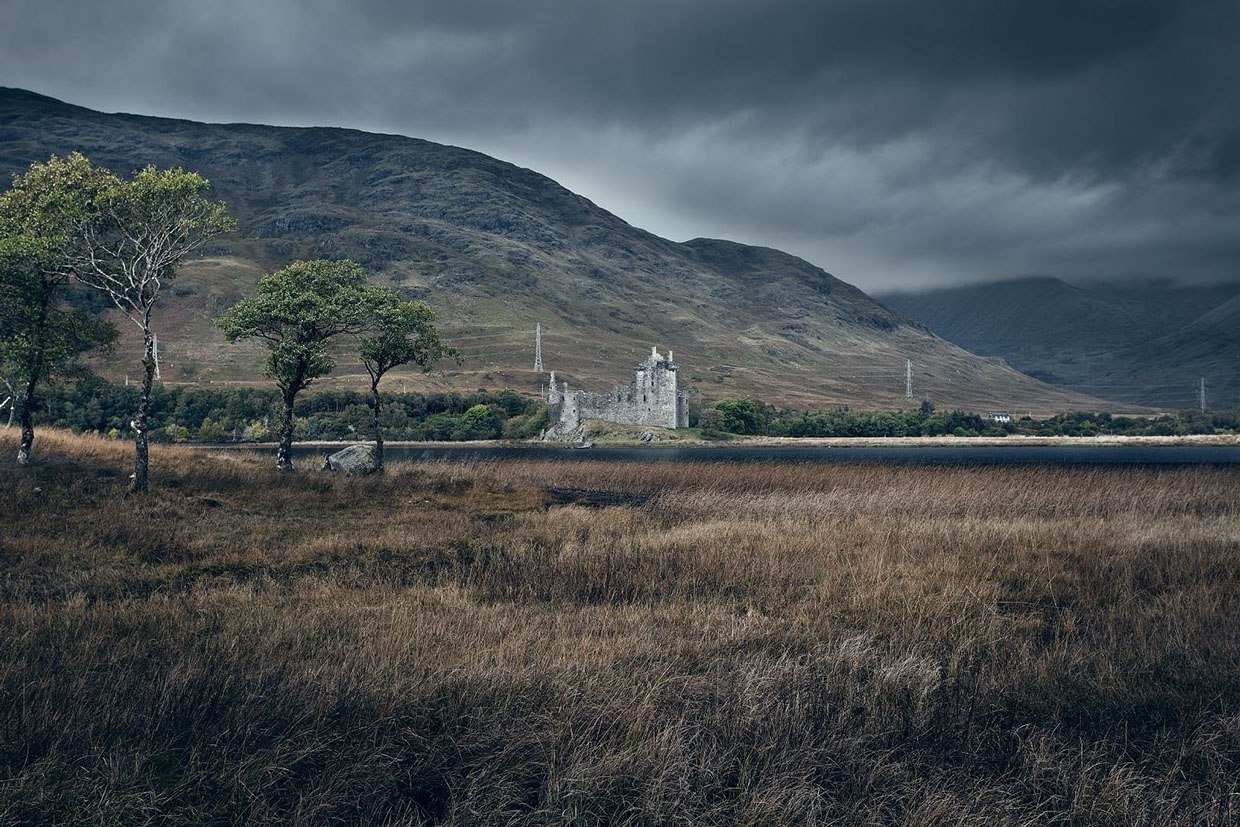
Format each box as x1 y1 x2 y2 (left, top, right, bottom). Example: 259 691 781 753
546 345 688 434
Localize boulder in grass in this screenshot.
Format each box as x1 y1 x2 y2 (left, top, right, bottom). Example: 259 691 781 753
321 444 378 475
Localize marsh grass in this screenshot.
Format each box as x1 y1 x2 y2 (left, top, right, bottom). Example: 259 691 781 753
1 430 1237 824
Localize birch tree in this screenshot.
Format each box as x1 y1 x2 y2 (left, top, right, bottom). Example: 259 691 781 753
66 158 233 491
358 294 458 472
0 377 13 430
218 259 380 470
0 155 115 465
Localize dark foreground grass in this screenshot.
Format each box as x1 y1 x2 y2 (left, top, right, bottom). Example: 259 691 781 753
1 430 1238 825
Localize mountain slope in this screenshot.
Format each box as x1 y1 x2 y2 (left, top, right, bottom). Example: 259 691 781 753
1126 294 1240 409
0 88 1105 412
880 278 1240 408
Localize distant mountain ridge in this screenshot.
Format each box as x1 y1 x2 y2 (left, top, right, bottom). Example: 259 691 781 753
0 87 1106 412
880 277 1240 408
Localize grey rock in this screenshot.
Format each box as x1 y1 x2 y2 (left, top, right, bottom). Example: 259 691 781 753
321 444 378 475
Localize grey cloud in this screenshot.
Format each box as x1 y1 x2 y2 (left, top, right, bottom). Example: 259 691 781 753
0 0 1236 289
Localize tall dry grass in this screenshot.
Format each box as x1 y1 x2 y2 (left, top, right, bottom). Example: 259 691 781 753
1 429 1237 824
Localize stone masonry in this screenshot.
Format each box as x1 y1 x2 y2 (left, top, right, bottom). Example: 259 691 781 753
547 346 688 433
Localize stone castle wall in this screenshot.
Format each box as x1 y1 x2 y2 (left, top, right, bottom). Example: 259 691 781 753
547 346 688 433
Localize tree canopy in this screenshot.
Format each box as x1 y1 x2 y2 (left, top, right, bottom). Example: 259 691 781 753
219 259 384 390
50 154 235 491
218 258 388 469
0 155 116 464
358 296 457 386
67 160 234 327
357 292 459 470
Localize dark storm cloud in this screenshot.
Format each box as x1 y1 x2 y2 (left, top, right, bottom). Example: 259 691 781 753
2 0 1237 288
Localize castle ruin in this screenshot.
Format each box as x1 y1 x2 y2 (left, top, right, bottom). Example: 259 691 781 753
546 346 689 433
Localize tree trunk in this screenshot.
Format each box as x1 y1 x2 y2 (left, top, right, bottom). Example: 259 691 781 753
16 372 36 466
16 284 52 467
130 328 156 492
277 390 296 471
371 376 385 474
3 378 14 430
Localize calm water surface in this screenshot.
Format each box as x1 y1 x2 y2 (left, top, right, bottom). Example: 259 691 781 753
224 442 1240 466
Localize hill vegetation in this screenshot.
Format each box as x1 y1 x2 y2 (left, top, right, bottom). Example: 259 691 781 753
0 87 1106 413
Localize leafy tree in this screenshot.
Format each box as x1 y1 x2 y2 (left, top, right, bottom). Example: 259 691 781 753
0 155 115 465
922 413 948 436
452 404 503 441
196 417 227 443
697 408 727 433
713 398 768 435
48 154 233 491
358 293 458 472
502 405 549 440
218 259 380 470
163 423 191 443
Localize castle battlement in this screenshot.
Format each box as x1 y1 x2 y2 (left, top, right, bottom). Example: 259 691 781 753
547 346 688 433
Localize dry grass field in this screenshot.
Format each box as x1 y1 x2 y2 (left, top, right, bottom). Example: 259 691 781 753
1 430 1238 825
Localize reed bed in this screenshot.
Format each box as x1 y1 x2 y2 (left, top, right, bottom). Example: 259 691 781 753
1 430 1237 824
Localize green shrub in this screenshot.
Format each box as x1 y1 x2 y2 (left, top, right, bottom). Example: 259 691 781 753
196 417 228 443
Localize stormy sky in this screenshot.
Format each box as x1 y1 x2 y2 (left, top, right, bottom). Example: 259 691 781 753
2 0 1238 291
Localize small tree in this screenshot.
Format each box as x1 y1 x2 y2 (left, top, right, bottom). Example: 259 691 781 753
60 155 233 491
358 294 458 472
218 259 380 470
0 156 115 465
713 398 768 435
697 407 727 434
452 404 503 441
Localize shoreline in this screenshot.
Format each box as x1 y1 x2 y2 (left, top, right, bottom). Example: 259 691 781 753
219 433 1240 450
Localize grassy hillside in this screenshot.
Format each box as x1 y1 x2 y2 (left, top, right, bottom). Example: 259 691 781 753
2 431 1237 823
0 88 1106 414
881 277 1240 408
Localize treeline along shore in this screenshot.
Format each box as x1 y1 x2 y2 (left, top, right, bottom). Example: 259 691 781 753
25 376 1240 444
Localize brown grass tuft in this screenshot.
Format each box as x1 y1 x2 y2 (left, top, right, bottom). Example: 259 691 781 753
1 430 1237 824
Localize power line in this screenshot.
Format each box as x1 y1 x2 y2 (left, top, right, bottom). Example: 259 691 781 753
438 333 516 342
1053 381 1225 389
